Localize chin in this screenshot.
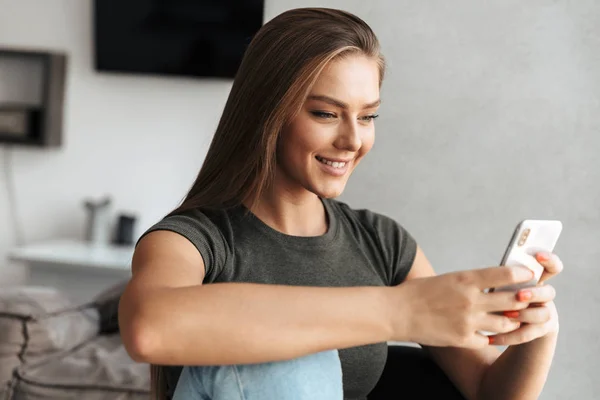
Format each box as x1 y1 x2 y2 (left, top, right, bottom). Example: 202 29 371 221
309 182 347 199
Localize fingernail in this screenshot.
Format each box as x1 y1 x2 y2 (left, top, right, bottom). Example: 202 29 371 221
503 311 520 318
517 290 533 301
536 252 550 262
488 336 495 345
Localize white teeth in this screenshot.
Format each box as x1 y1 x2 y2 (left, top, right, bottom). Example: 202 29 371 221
317 157 347 169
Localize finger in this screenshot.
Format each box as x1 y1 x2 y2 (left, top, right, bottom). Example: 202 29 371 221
467 332 492 349
481 291 530 312
480 314 521 334
501 305 552 325
515 285 556 304
474 266 535 290
488 323 547 346
536 252 564 284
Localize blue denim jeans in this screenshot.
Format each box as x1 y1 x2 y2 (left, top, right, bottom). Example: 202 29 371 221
172 350 343 400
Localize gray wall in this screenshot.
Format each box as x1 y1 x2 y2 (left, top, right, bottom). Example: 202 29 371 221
1 0 598 398
270 1 600 398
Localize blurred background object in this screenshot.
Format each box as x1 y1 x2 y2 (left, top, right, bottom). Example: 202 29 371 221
94 0 264 79
113 213 137 246
83 195 112 246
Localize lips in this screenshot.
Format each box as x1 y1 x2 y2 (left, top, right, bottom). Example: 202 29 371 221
315 155 350 169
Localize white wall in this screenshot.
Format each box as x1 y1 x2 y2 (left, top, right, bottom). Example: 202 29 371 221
1 1 599 398
0 0 232 282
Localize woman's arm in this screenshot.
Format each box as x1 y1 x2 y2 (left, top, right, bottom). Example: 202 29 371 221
407 247 561 400
120 230 545 375
119 230 395 366
475 254 562 400
477 327 558 399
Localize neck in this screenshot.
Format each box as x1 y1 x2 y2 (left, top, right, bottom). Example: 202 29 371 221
246 186 328 237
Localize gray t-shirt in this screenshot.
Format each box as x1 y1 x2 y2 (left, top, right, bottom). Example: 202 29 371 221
141 198 417 400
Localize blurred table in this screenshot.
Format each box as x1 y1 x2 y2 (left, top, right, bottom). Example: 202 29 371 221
8 239 134 303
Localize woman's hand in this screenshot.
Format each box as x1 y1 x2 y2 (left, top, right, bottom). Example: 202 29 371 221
391 265 534 348
488 252 563 346
390 252 562 348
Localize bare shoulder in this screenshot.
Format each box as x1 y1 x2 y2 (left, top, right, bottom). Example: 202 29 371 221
130 230 206 290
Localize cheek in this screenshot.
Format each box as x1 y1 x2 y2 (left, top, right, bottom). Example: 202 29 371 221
278 127 316 171
286 123 329 158
357 130 375 159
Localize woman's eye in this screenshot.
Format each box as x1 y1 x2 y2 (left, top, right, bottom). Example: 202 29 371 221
360 114 379 122
311 111 336 119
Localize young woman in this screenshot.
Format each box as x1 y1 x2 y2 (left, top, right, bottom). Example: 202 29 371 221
119 8 562 400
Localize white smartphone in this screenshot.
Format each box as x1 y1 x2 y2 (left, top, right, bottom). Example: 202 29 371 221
491 219 563 292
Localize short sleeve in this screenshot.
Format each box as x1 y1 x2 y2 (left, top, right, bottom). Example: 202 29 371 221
362 211 418 286
136 210 228 281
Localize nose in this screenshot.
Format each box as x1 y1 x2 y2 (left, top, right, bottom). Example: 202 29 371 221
333 120 362 152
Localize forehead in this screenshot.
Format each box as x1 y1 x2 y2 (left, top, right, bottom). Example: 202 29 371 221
309 55 380 104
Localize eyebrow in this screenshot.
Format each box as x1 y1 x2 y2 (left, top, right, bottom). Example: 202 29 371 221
307 95 381 110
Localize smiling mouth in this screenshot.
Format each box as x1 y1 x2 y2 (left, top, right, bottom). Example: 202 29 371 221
315 156 350 169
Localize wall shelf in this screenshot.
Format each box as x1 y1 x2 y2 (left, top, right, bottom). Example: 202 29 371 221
0 48 67 147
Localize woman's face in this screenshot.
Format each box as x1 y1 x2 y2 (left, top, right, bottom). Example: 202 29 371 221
277 54 380 199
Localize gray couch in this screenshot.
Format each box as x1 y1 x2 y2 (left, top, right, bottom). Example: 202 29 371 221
0 285 149 399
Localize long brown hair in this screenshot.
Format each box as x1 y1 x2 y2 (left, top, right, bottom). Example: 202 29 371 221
152 7 385 399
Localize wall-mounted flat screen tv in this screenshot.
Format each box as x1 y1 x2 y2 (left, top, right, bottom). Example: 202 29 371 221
94 0 264 79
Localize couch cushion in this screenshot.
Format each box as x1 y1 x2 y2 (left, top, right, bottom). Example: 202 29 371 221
0 318 23 391
10 334 149 400
0 286 99 388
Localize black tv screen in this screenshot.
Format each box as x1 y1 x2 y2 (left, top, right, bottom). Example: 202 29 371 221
94 0 264 79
